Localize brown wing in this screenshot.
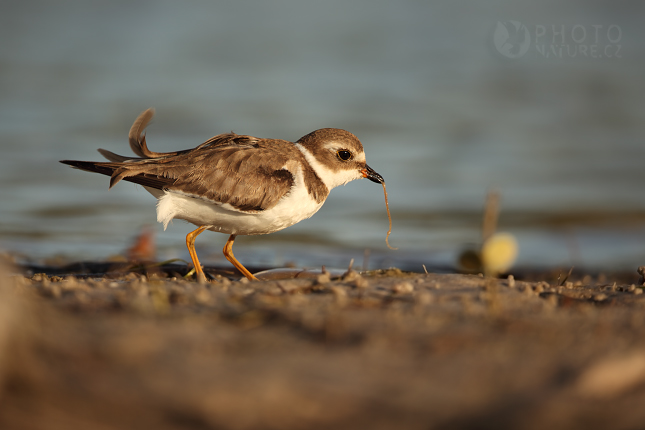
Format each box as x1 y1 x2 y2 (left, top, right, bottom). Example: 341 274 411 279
62 134 301 212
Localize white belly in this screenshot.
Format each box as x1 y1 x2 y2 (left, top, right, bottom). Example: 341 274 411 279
145 171 324 236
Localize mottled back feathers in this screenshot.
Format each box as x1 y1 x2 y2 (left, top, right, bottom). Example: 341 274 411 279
61 109 331 212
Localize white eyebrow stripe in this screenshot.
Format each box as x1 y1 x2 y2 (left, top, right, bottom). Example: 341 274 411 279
295 142 363 189
323 141 366 163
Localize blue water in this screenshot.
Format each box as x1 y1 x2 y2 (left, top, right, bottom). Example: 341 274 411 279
1 1 645 271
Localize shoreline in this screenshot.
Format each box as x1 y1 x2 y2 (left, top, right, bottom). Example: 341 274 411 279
2 260 645 429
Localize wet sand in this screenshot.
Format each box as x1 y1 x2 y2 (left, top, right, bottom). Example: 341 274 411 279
1 260 645 430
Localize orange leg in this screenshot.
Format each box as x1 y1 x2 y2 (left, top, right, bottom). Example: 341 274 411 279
223 234 258 281
186 226 208 282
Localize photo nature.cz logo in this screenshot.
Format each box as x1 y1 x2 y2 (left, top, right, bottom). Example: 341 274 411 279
493 21 622 59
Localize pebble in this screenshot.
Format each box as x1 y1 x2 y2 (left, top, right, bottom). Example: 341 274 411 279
593 293 608 302
576 350 645 398
275 281 301 294
354 277 369 289
343 270 360 282
316 273 331 284
392 282 414 294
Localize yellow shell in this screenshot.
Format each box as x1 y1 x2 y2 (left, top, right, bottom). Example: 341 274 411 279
481 232 518 275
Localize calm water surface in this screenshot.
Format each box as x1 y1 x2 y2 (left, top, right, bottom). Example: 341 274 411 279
1 1 644 271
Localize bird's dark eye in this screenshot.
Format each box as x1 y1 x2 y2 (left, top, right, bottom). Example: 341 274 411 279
337 150 352 161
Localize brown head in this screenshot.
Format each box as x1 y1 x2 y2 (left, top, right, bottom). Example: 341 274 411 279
296 128 383 189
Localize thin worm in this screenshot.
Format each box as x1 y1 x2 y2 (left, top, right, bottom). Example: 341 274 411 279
381 181 397 250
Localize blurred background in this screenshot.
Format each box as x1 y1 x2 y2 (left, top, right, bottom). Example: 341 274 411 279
1 0 644 271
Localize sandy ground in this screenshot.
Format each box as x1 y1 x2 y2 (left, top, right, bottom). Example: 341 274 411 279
1 260 645 430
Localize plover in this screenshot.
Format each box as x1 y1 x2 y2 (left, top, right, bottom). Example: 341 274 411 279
61 108 388 281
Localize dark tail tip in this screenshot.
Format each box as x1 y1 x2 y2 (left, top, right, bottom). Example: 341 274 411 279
60 159 117 178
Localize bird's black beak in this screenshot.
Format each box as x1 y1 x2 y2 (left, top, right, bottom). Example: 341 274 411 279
361 164 384 184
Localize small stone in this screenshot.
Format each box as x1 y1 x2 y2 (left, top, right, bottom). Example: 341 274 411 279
354 277 369 289
392 282 414 294
316 273 331 284
125 273 140 281
343 270 360 282
534 284 544 294
575 351 645 398
31 273 47 282
634 288 643 295
507 274 515 288
276 281 301 294
594 293 608 302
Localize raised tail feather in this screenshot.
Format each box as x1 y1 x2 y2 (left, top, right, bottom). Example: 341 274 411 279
93 108 161 162
60 108 199 191
60 108 181 190
128 107 165 159
96 108 192 162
